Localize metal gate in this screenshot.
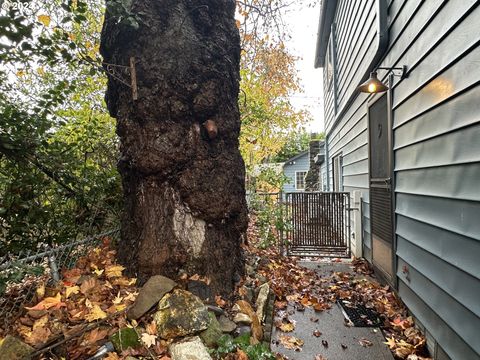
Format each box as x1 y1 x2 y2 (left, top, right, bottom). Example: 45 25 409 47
283 192 351 257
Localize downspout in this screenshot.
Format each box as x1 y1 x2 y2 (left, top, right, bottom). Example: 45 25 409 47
325 135 330 191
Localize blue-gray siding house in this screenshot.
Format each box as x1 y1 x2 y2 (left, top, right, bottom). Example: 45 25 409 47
315 1 480 359
282 151 310 193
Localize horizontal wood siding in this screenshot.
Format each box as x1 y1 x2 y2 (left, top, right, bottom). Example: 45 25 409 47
322 0 480 358
282 153 310 193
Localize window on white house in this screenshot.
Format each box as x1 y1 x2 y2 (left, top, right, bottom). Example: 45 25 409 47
295 171 307 190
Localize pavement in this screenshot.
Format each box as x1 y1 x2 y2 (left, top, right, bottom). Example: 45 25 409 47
271 260 394 360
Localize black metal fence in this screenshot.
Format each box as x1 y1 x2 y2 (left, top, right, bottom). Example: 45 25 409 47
283 192 351 257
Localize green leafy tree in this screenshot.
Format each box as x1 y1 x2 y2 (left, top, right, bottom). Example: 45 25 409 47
0 0 120 255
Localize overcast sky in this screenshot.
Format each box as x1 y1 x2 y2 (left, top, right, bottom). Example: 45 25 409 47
283 3 325 133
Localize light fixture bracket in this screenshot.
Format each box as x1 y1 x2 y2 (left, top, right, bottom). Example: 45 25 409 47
376 65 408 79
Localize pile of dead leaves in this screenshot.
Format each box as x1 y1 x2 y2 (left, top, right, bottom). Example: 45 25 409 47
1 238 148 359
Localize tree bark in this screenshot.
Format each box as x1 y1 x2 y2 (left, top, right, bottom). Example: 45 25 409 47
100 0 247 295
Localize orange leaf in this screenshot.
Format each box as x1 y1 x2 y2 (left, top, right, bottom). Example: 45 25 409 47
215 295 226 307
146 321 157 335
80 277 97 295
25 293 65 311
84 328 109 345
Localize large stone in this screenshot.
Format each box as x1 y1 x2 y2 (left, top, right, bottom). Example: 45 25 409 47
187 280 213 303
233 325 251 337
154 289 210 339
127 275 177 320
169 336 212 360
218 315 236 333
255 282 270 323
110 328 140 352
0 335 34 360
199 312 223 347
233 312 252 324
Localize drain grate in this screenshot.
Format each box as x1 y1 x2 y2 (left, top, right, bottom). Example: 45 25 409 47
337 299 382 327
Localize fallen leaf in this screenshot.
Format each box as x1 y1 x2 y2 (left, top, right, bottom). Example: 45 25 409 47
141 333 157 348
25 293 65 311
278 322 295 332
359 338 373 347
32 315 49 330
112 292 123 304
322 339 328 348
313 330 322 337
384 336 396 349
215 295 227 307
36 283 45 300
105 265 125 279
91 264 104 276
65 285 80 299
84 328 109 345
275 300 288 310
80 277 97 295
279 335 304 350
236 348 249 360
84 304 107 322
105 353 120 360
146 321 157 335
315 355 327 360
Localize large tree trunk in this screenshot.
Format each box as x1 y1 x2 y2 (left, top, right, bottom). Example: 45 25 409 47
100 0 247 295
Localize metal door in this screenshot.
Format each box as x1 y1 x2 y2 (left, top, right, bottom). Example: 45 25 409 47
368 93 394 279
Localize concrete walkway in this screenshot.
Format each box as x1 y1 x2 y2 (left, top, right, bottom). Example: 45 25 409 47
271 261 394 360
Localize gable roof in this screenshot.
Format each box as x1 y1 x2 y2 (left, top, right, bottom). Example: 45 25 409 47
314 0 338 68
283 150 309 167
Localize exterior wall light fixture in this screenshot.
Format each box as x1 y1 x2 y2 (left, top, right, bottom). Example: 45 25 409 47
357 65 408 93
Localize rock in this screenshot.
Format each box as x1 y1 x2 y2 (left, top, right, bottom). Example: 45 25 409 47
0 335 34 360
169 336 212 360
255 275 268 284
110 328 140 352
218 315 236 333
206 305 225 316
233 313 252 324
187 280 213 303
244 286 255 303
255 283 270 323
245 264 255 276
127 275 177 320
199 312 223 347
235 300 263 341
233 325 251 337
154 289 210 339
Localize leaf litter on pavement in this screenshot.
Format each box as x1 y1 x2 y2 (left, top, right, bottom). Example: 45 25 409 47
246 215 432 360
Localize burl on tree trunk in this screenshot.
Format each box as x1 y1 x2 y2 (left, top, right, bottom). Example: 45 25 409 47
100 0 247 295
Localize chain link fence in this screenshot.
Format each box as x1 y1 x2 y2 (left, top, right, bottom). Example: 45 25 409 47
0 229 120 331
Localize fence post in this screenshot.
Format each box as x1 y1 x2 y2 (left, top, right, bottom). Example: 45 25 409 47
48 251 60 283
351 191 363 258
